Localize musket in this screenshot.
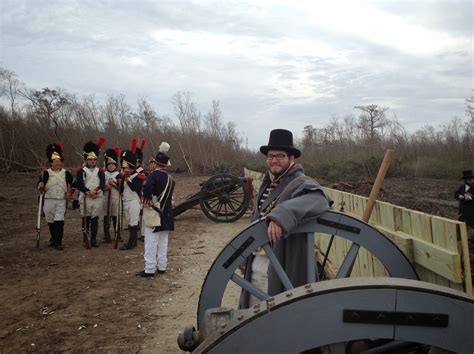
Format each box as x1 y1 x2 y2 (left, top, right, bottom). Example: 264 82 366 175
36 192 44 249
82 193 91 249
113 177 123 249
106 182 112 235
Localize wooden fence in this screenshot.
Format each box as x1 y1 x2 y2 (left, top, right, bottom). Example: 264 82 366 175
244 168 472 295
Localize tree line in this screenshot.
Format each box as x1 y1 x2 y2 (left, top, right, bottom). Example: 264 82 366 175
0 68 251 175
1 67 472 180
299 102 473 180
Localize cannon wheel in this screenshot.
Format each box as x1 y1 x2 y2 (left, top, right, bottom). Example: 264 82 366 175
199 174 250 223
197 210 418 327
195 278 474 353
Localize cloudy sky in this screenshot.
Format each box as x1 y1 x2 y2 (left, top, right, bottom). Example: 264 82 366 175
0 0 472 149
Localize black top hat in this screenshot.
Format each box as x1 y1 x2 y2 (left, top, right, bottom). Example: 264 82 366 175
259 129 301 158
121 150 137 169
461 170 474 179
46 143 64 162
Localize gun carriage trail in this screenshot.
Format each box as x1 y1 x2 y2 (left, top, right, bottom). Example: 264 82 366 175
0 172 472 352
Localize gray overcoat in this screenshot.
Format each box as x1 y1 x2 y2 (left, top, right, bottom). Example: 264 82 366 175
240 164 332 307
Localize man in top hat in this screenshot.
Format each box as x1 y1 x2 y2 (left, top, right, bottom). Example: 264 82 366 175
455 170 474 228
37 143 75 250
239 129 332 307
118 139 145 250
137 142 175 277
102 147 121 243
76 138 106 248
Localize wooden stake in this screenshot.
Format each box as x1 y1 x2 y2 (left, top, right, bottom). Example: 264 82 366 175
362 149 394 222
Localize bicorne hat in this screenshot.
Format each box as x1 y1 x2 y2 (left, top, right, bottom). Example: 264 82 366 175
155 142 171 166
259 129 301 158
46 143 64 162
461 170 474 179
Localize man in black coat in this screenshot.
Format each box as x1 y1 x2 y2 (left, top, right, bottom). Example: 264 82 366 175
455 170 474 228
240 129 331 307
137 142 175 277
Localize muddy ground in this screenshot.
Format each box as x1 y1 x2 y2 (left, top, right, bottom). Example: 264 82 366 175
0 172 471 353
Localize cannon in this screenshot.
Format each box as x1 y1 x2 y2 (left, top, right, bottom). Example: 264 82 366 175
178 211 474 353
173 173 251 223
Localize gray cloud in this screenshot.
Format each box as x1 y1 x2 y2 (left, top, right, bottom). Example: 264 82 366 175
0 0 471 150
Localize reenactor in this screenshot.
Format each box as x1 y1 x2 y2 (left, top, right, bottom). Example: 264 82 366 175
37 143 74 250
118 139 145 250
76 138 106 248
102 147 121 243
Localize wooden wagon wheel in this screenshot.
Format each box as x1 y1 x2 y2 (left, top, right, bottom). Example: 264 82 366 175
199 174 250 223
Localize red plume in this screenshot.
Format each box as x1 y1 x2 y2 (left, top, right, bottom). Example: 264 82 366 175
97 137 106 150
140 139 146 151
57 143 64 153
131 138 137 153
113 147 121 156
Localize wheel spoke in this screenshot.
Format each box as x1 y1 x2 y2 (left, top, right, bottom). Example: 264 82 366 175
262 243 294 290
307 232 317 283
336 243 360 278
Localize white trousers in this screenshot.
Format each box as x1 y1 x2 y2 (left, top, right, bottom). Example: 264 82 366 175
144 227 169 274
80 195 103 218
43 198 66 223
123 199 140 226
249 254 270 307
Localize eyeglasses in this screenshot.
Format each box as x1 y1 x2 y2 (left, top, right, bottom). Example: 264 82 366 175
266 153 288 161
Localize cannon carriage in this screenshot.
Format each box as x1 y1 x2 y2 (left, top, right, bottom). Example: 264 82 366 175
178 210 474 353
173 173 252 223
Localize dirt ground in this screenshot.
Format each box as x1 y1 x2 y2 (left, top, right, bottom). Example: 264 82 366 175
0 172 471 353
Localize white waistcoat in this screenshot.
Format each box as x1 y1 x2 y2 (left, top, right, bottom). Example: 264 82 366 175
122 173 140 202
105 170 120 199
44 168 67 199
83 167 103 197
45 168 67 199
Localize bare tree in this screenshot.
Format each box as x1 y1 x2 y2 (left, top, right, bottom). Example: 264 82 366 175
0 67 24 117
465 91 474 122
20 87 70 140
354 104 389 141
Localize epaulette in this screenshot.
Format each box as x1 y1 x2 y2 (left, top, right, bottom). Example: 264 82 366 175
137 172 146 180
99 167 106 173
76 166 83 173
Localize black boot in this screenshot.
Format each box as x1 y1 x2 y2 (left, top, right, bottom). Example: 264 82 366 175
48 223 55 247
90 216 99 247
53 221 64 250
120 225 138 250
103 217 112 243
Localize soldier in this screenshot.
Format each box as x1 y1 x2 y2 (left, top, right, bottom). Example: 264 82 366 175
118 139 145 250
37 143 74 250
137 142 175 277
76 138 106 248
102 147 121 243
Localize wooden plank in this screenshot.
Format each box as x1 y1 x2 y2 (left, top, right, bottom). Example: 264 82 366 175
412 237 462 283
379 202 395 230
409 210 433 242
401 208 413 234
458 223 473 294
375 225 414 263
